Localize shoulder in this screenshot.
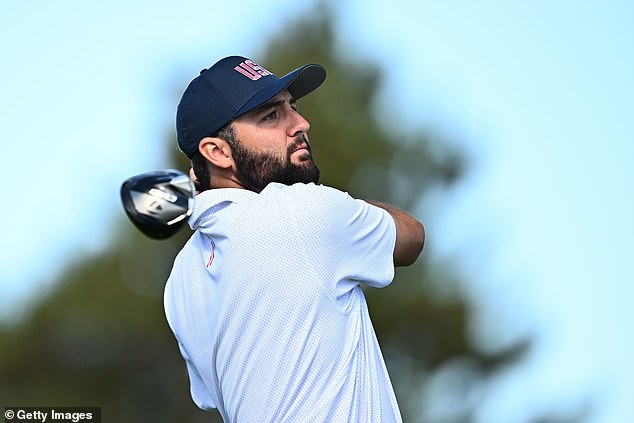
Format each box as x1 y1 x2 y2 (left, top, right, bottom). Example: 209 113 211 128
264 182 358 214
268 182 351 202
270 183 392 235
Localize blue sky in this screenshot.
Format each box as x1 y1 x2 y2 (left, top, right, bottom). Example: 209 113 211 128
1 1 633 422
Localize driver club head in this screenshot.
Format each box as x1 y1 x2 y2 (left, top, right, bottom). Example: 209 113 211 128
120 169 195 239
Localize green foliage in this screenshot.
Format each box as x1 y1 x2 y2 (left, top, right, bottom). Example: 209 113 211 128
0 4 533 423
0 230 215 422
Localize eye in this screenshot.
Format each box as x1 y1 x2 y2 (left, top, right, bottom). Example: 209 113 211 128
262 110 278 121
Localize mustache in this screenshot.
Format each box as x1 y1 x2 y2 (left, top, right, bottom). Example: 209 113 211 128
287 135 312 155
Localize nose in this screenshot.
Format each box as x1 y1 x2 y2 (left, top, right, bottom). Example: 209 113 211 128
288 108 310 137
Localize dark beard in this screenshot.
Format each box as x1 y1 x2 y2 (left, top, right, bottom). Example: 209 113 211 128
231 137 320 193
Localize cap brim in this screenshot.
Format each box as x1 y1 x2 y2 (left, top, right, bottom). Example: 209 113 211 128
235 64 326 117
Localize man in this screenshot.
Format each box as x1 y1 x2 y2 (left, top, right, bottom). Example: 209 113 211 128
164 55 425 422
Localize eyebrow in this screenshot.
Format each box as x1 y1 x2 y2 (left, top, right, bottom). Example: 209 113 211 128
251 96 297 115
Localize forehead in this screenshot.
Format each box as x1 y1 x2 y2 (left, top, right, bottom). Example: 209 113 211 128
242 90 293 116
266 89 293 103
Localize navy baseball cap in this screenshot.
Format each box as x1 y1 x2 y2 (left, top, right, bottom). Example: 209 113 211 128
176 55 327 159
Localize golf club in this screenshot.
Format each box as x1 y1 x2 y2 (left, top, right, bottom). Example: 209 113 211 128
120 169 195 239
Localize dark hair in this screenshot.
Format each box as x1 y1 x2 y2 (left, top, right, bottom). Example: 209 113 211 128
191 123 235 192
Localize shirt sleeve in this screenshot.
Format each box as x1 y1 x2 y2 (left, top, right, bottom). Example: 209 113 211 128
289 183 397 295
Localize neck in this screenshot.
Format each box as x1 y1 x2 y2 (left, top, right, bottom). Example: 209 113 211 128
211 174 247 190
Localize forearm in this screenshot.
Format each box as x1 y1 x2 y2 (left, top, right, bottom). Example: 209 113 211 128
367 200 425 267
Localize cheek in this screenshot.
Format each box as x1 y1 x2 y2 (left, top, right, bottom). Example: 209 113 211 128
234 125 288 155
260 136 289 157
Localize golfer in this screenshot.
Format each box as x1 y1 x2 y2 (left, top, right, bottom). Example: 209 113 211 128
164 55 425 422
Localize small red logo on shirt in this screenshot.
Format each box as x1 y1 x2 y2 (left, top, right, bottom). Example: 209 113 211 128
207 237 216 267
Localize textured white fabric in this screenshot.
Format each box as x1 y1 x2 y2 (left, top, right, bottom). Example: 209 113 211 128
164 182 401 422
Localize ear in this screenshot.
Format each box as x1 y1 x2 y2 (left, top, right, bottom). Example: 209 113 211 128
198 137 233 169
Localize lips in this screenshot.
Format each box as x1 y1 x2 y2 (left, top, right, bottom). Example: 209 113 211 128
292 144 308 153
289 140 310 155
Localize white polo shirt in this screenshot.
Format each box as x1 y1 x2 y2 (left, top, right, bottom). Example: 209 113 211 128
164 182 401 422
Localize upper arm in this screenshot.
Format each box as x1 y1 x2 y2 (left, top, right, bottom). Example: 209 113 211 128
392 212 425 266
365 201 425 266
